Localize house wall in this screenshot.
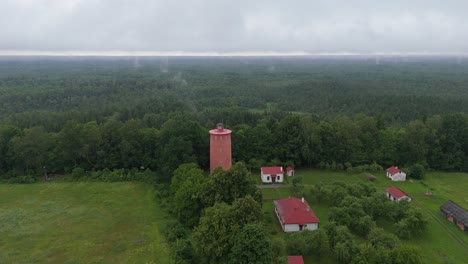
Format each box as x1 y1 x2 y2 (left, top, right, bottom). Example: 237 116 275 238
305 223 318 231
284 224 301 232
261 173 284 183
261 173 272 183
282 223 318 232
387 193 411 202
397 196 412 202
391 172 406 181
276 174 283 183
287 170 294 177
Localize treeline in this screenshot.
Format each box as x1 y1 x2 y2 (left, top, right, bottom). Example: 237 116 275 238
1 112 467 181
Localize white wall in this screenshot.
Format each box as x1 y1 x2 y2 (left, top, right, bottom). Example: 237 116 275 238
282 223 318 232
261 173 284 183
397 196 412 202
305 223 318 231
390 172 406 181
261 173 272 183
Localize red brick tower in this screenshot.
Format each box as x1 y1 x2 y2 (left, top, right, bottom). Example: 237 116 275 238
209 123 232 172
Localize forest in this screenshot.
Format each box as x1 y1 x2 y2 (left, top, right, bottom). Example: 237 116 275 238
0 56 467 180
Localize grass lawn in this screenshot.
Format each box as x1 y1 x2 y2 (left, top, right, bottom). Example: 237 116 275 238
262 169 468 264
0 182 172 264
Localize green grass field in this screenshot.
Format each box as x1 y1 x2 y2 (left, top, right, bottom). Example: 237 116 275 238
0 182 172 264
262 169 468 264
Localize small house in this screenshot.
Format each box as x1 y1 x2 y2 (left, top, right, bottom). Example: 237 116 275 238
288 256 304 264
261 166 284 183
386 166 406 181
274 197 319 232
440 200 468 232
286 166 295 177
386 186 412 202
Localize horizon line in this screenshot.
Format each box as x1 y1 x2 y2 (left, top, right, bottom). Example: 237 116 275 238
1 50 468 57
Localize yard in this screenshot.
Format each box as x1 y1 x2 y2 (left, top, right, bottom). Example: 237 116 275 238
0 182 172 264
262 169 468 264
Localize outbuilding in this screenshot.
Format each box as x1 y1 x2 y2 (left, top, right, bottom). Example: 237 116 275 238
286 166 295 177
274 197 319 232
386 166 406 181
386 186 412 202
261 166 284 183
440 200 468 232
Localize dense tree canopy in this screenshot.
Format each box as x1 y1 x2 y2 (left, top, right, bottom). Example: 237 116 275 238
1 57 468 179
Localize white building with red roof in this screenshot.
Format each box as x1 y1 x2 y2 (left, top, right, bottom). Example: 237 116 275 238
288 256 304 264
386 186 412 202
273 197 319 232
386 166 406 181
261 166 284 183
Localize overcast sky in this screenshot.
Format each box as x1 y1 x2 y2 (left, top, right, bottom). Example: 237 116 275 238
1 0 468 55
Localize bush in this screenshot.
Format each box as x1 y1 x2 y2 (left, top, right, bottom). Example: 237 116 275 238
164 221 189 243
174 238 195 264
408 163 425 180
8 175 37 184
71 167 86 180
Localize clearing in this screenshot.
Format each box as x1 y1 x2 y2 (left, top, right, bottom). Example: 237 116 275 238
0 182 172 264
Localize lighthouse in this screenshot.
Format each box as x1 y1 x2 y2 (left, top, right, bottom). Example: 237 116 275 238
209 123 232 172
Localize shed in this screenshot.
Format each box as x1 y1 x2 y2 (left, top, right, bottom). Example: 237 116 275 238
386 186 412 202
386 166 406 181
286 166 295 177
440 200 468 232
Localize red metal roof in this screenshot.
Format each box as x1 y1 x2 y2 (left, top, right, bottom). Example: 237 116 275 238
288 256 304 264
386 186 409 199
261 166 283 174
386 166 401 175
286 166 294 171
274 197 319 225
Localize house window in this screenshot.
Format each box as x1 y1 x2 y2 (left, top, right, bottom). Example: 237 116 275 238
277 176 281 181
267 176 270 181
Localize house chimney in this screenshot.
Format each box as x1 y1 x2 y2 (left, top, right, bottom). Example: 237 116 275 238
301 197 304 203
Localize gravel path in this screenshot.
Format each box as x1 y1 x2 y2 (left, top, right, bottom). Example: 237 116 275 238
256 184 291 189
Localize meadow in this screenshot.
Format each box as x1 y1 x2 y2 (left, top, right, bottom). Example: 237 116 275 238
0 182 172 264
261 169 468 264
